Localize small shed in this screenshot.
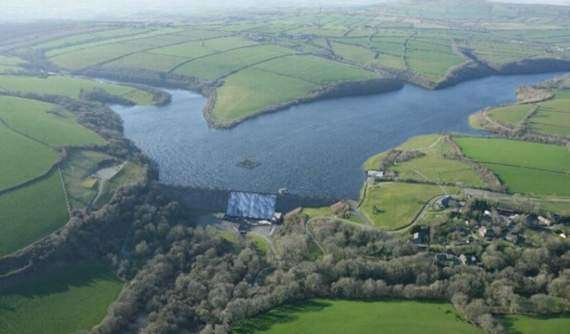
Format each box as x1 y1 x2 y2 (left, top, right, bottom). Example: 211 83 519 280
226 192 277 221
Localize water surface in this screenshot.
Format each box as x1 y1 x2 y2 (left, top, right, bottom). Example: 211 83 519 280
113 73 563 199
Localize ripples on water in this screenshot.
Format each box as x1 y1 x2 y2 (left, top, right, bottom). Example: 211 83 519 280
113 72 563 199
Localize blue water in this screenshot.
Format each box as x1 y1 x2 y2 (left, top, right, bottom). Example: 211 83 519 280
112 72 563 199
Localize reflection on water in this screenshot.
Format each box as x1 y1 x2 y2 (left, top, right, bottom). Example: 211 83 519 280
113 72 563 199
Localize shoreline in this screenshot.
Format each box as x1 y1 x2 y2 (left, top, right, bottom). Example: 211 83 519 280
83 56 570 129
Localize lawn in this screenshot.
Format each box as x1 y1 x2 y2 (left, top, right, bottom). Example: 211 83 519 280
0 95 104 147
0 262 123 334
0 172 68 256
360 182 454 230
0 74 156 105
455 137 570 197
502 315 570 334
0 122 58 190
233 299 484 334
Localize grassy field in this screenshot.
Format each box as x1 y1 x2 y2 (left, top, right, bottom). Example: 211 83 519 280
0 75 156 105
502 315 570 334
210 55 377 125
255 55 377 84
104 36 254 72
528 90 570 137
487 104 533 128
173 44 292 81
406 36 466 81
0 95 104 147
10 12 567 126
484 89 570 137
33 27 150 51
46 28 188 69
104 51 189 72
0 94 107 255
0 122 58 190
364 135 486 188
456 137 570 197
360 182 456 230
233 299 484 334
0 56 25 74
211 67 318 125
0 262 123 334
0 172 68 256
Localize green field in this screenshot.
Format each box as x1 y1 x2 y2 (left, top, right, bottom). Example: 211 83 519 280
406 36 466 81
46 28 188 69
360 182 456 230
0 94 107 255
0 172 68 256
33 27 150 51
0 262 123 334
255 55 377 84
211 68 318 125
233 299 484 334
484 88 570 138
9 11 567 126
0 75 156 105
0 56 24 74
455 137 570 197
529 90 570 137
0 122 58 190
503 315 570 334
0 95 104 147
364 135 486 188
210 55 377 125
487 104 533 128
173 44 292 81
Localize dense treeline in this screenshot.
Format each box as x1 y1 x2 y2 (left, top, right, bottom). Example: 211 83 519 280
81 198 569 334
0 173 567 333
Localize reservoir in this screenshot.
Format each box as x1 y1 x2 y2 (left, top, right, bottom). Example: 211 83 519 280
112 72 563 199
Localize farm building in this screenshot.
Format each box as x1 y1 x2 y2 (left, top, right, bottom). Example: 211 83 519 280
226 191 278 221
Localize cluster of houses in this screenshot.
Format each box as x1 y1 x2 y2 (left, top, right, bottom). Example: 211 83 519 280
411 196 568 268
